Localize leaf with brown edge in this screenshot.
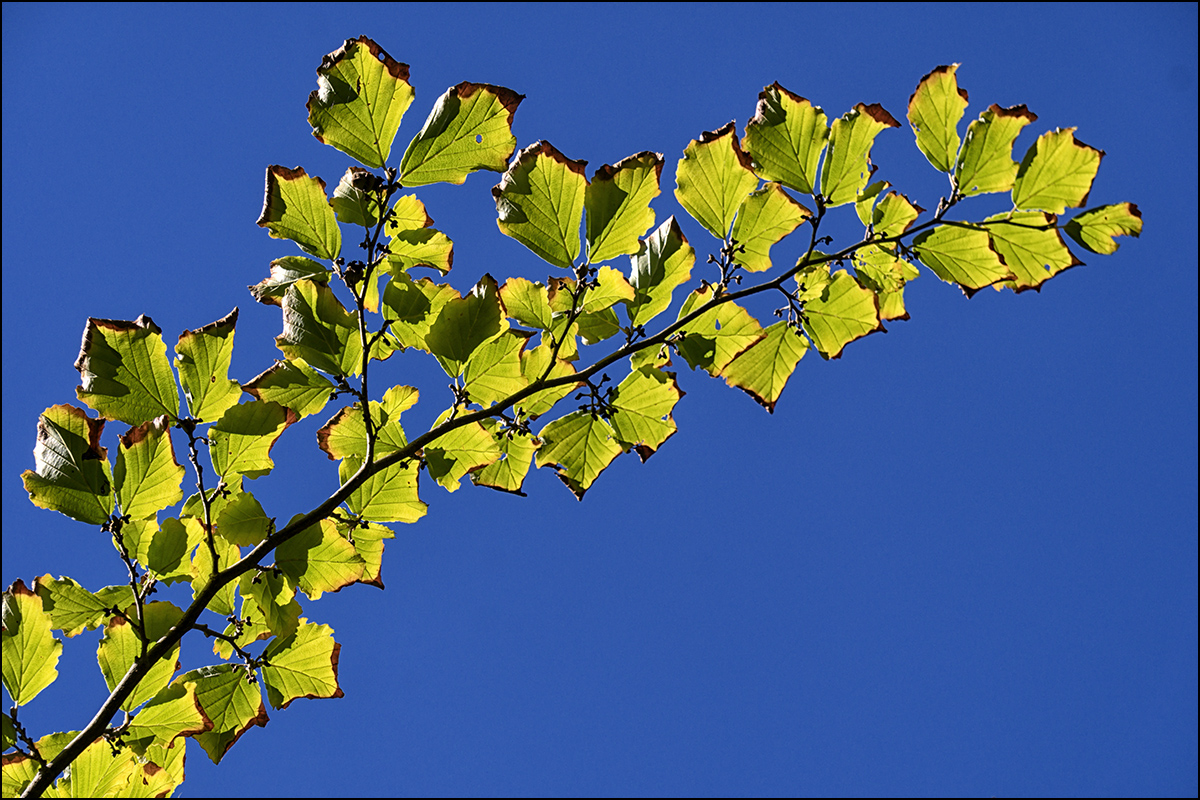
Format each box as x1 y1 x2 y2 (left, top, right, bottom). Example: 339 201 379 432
307 36 414 169
719 322 809 413
954 104 1038 196
75 315 181 426
984 211 1083 293
493 141 588 269
175 309 241 423
275 518 365 601
742 82 829 195
1065 202 1143 255
586 151 664 264
1012 128 1104 214
907 64 969 174
22 404 114 525
401 82 524 186
912 223 1015 296
255 166 341 261
243 357 334 420
802 270 885 359
262 621 344 710
178 664 270 764
820 103 901 207
674 122 759 239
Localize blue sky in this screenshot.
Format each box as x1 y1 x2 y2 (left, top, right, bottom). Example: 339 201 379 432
3 3 1196 797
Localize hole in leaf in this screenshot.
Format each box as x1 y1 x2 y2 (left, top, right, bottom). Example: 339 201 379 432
476 134 483 144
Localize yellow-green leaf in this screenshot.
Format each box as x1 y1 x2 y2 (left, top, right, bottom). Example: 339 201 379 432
985 211 1083 292
907 64 969 173
675 286 765 375
626 217 695 327
609 367 683 461
820 103 901 207
178 664 269 764
535 411 623 500
720 321 809 413
802 270 884 359
954 104 1038 196
385 194 454 276
1012 127 1104 214
912 223 1015 296
425 422 503 492
243 357 334 420
175 309 241 423
255 165 341 261
380 273 460 352
518 344 580 418
34 575 128 638
464 330 530 407
22 404 114 525
401 82 523 186
730 182 811 272
275 279 363 378
262 621 344 710
742 82 829 195
585 151 664 264
126 682 211 751
674 121 759 239
425 274 508 376
114 416 184 521
276 517 364 601
2 580 63 706
1065 202 1143 255
248 256 331 307
74 315 180 426
493 141 588 269
306 36 414 169
208 400 295 481
470 419 540 496
342 456 427 524
96 602 183 711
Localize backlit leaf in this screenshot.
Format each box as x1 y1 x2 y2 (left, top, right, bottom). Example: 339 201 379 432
385 194 454 276
674 121 759 239
21 404 114 525
471 419 539 495
126 682 211 751
425 274 507 376
907 64 969 173
464 330 530 406
954 104 1038 196
1012 127 1104 214
255 165 341 261
316 393 409 462
586 151 664 264
675 286 765 375
912 223 1014 296
208 400 295 481
330 166 381 228
720 321 809 413
341 456 427 524
2 580 62 706
178 664 269 764
190 535 241 617
276 518 364 601
802 270 884 359
243 357 334 420
493 141 588 269
535 411 623 500
820 103 901 207
742 82 829 195
518 344 580 418
114 416 183 520
872 191 924 236
75 315 180 425
626 217 695 327
499 277 555 330
262 621 344 710
730 182 811 272
141 517 199 583
380 273 460 352
275 279 363 378
174 309 241 423
306 36 414 169
96 602 183 711
1065 202 1143 255
609 367 683 461
216 491 273 547
425 422 503 492
34 575 126 638
984 211 1082 292
249 256 332 307
333 520 395 588
401 82 523 186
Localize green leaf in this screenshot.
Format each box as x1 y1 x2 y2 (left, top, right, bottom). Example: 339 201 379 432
499 277 555 330
34 575 128 638
249 256 332 307
334 520 395 589
609 367 683 461
675 286 765 375
576 307 622 346
380 272 460 352
2 712 15 751
912 223 1015 296
802 270 884 359
216 491 274 547
873 191 925 236
730 182 811 272
74 315 180 425
464 330 530 407
425 422 502 492
2 752 38 797
306 36 414 169
276 518 364 601
493 141 588 269
126 682 211 751
243 357 334 420
275 279 363 378
674 121 759 239
470 420 539 496
954 104 1038 196
111 417 183 521
720 321 809 413
255 165 341 261
626 217 696 327
237 572 301 644
2 580 63 705
401 81 524 186
316 393 410 462
21 404 114 525
141 517 199 583
585 151 664 264
855 179 890 226
517 344 580 418
535 411 623 500
208 400 296 481
1065 202 1143 255
425 274 507 376
341 456 427 524
96 602 183 711
384 194 455 276
742 82 830 195
260 621 344 710
852 243 918 320
178 664 269 764
331 166 381 228
984 211 1083 292
42 736 141 798
174 309 242 423
907 64 969 173
819 103 901 207
1012 127 1104 214
580 265 637 313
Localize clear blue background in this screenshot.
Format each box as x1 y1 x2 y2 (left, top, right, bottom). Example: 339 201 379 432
3 3 1196 797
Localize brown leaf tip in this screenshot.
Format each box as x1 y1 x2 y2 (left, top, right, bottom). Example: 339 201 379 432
593 151 664 183
988 103 1038 124
856 103 901 129
456 82 525 124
